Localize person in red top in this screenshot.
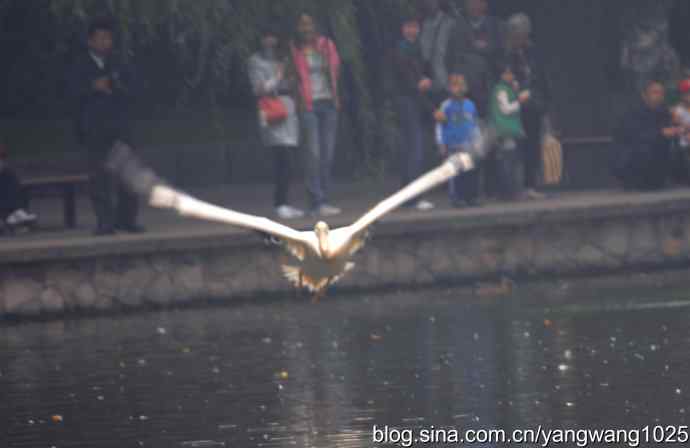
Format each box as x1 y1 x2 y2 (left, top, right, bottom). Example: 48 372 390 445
290 12 342 217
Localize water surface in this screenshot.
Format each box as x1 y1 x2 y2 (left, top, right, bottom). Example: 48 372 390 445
2 277 689 447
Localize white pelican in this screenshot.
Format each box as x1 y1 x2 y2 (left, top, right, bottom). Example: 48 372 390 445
148 153 474 300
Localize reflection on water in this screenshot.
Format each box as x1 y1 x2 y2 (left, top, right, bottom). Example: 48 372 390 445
1 281 689 447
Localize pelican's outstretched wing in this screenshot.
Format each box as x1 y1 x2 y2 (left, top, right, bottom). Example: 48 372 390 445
104 142 315 259
331 153 474 256
150 185 315 259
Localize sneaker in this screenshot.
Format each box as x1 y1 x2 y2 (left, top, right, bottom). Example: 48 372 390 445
415 200 435 211
15 209 38 223
317 204 342 217
5 210 23 226
276 205 305 220
526 189 546 200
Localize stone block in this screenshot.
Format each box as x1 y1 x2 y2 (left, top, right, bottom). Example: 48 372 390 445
502 235 535 274
118 260 155 306
628 220 659 260
147 274 175 305
40 288 65 313
172 262 205 302
597 222 629 259
397 250 419 280
75 284 97 308
45 265 88 308
92 267 121 301
3 274 43 315
204 253 240 283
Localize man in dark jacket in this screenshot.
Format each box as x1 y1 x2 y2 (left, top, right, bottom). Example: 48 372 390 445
70 17 142 235
613 80 680 190
447 0 505 117
390 13 436 211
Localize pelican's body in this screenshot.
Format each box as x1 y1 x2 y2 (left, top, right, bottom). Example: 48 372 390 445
276 223 363 299
148 152 474 298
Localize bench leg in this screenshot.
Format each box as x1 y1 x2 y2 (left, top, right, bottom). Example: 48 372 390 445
64 184 77 228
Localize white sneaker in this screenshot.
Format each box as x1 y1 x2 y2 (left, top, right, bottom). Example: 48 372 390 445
415 200 435 211
15 209 37 223
318 204 342 217
526 189 546 200
6 210 23 226
276 205 304 220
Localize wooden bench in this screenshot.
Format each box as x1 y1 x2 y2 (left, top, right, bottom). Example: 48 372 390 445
22 175 89 229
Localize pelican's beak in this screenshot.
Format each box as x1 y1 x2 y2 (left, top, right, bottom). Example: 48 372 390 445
315 221 330 257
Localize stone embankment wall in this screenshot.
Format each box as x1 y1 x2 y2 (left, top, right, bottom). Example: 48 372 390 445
2 191 690 317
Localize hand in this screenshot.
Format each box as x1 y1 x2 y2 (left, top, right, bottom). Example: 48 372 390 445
518 90 531 103
92 77 112 94
418 78 432 92
434 109 447 123
438 144 448 158
662 127 680 138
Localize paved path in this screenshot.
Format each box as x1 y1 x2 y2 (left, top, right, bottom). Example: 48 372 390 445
3 178 690 260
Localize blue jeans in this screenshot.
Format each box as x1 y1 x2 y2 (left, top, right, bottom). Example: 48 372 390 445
302 99 338 209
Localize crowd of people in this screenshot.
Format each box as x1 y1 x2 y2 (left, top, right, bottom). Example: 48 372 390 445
2 0 690 237
251 0 555 216
390 1 550 210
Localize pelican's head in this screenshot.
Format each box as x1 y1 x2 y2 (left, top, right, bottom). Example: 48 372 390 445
314 221 331 257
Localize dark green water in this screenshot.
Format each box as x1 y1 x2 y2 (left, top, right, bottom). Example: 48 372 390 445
1 276 690 447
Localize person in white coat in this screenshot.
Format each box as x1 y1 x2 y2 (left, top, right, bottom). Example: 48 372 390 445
248 23 303 220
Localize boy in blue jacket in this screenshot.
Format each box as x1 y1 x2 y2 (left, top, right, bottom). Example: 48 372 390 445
436 73 482 207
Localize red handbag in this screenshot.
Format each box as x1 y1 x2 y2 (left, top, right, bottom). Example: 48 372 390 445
258 96 288 125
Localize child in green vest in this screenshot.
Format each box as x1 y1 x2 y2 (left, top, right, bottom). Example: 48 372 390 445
489 62 531 200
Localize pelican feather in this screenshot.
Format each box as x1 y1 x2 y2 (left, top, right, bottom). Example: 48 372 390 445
147 153 474 298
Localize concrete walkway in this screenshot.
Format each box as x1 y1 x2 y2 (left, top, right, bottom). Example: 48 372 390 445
3 178 690 264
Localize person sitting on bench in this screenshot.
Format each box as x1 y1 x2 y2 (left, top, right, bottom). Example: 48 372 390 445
0 143 38 229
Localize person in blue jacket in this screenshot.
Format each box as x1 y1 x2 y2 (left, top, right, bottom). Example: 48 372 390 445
436 73 482 207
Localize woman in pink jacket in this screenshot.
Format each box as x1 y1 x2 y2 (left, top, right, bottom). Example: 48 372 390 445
290 12 342 217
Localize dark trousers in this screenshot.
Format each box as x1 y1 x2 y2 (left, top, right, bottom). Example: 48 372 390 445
271 146 295 207
0 168 28 219
448 147 481 204
87 139 139 230
396 97 426 187
494 138 525 200
619 147 671 191
451 163 482 203
522 108 543 189
670 143 690 185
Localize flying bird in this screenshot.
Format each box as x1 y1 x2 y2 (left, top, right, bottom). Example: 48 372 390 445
146 153 473 300
106 143 474 300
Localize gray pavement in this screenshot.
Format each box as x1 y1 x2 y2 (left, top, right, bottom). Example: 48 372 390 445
3 178 690 260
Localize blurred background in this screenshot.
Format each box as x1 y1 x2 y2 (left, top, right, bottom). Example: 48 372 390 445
0 0 689 185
